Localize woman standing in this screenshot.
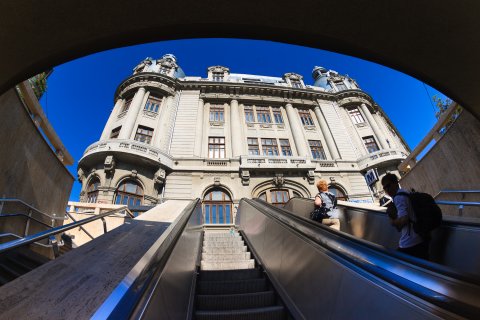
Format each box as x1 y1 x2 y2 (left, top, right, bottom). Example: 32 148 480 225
314 179 340 230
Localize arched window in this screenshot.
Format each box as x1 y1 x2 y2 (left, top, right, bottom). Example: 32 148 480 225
86 178 100 203
203 189 232 224
270 189 290 207
328 186 348 201
115 180 143 207
258 192 267 201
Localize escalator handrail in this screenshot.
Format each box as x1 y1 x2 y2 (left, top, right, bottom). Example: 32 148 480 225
0 206 130 255
91 199 201 320
244 198 480 319
0 198 66 220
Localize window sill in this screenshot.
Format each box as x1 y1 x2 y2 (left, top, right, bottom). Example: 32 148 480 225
143 110 159 118
304 125 316 131
355 122 368 128
210 121 224 127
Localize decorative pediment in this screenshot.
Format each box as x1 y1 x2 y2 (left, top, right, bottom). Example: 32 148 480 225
273 173 285 187
283 72 303 81
208 66 230 74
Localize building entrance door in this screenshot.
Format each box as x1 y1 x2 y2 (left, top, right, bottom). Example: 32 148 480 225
203 189 232 224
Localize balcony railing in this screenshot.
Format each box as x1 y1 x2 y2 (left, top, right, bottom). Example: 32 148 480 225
357 149 407 170
240 155 315 169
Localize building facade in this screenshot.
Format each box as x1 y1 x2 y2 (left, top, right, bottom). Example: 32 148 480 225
77 54 409 221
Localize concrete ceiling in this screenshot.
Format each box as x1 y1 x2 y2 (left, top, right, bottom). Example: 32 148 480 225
1 1 479 119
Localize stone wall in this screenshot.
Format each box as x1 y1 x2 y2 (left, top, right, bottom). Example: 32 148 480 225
0 89 74 221
400 110 480 217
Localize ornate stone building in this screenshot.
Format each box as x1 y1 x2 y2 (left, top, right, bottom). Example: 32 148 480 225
78 54 409 221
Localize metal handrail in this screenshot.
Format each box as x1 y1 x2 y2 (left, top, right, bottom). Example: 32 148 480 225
434 190 480 199
0 198 67 220
0 213 54 228
0 206 128 255
435 200 480 207
65 211 95 240
0 232 62 249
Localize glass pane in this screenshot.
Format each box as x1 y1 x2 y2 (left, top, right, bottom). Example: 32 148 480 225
136 199 141 206
122 196 128 205
212 205 217 224
129 197 134 207
125 182 137 193
211 191 222 201
205 205 210 224
226 205 231 223
219 205 224 224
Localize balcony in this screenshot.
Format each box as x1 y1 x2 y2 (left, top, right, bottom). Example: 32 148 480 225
357 149 408 170
240 155 315 170
81 139 174 168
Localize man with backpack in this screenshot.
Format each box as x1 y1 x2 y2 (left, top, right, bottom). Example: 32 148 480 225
381 173 430 259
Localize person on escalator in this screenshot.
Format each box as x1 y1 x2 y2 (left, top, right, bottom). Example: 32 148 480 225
312 179 340 231
381 173 429 260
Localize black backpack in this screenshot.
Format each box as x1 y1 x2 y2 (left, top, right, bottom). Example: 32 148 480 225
396 191 442 236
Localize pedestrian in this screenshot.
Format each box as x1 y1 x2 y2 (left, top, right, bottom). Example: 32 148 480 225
313 179 340 231
381 173 429 259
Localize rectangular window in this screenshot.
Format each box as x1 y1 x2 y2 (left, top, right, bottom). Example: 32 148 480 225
247 137 260 155
244 106 254 123
309 140 327 160
122 98 132 112
279 139 292 156
208 137 225 158
348 107 365 124
134 125 154 144
272 107 284 124
270 189 290 207
110 126 121 139
363 136 380 153
261 138 279 156
144 96 162 113
159 66 170 75
299 110 314 126
209 105 224 122
257 106 272 123
212 73 224 82
334 81 348 91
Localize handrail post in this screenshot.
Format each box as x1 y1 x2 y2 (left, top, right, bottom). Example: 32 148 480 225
49 235 59 258
25 209 32 236
458 204 464 216
101 217 107 234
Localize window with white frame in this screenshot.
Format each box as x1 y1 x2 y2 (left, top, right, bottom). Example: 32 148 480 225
212 73 224 82
279 139 292 156
244 106 254 123
272 107 284 124
363 136 379 153
144 96 162 113
121 98 132 113
209 104 224 122
257 106 272 123
110 126 121 139
134 125 154 144
291 79 302 88
208 137 225 158
347 107 365 124
334 81 348 91
299 110 314 126
247 137 260 155
309 140 327 160
261 138 279 156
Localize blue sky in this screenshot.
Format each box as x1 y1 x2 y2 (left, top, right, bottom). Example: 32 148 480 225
39 38 448 201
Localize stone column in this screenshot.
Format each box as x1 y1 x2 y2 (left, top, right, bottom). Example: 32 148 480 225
314 106 340 159
100 98 123 140
285 103 309 156
230 99 244 157
361 103 388 149
118 87 146 140
194 99 205 157
154 95 175 151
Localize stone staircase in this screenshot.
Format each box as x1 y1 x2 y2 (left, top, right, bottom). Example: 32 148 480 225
194 228 288 319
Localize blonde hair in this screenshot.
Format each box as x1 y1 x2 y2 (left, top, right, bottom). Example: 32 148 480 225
316 179 328 192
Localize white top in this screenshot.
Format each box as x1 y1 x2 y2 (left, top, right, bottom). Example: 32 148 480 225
316 192 339 219
394 189 423 248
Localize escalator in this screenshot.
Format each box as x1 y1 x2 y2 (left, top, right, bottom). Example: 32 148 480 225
0 246 49 286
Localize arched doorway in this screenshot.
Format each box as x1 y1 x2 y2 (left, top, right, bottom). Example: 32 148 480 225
203 188 233 224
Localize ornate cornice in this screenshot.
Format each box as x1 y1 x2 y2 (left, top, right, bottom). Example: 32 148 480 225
115 73 177 99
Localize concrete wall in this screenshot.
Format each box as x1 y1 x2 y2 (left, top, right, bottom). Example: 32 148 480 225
400 110 480 217
0 89 74 218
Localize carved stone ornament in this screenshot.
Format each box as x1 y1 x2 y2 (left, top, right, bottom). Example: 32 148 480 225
130 170 138 178
104 155 116 174
307 170 315 185
214 177 221 186
207 66 230 74
241 170 250 186
329 74 346 82
283 72 303 80
77 168 85 182
154 168 166 185
157 55 178 69
273 173 285 187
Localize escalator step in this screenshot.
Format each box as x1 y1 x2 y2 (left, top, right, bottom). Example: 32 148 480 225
4 256 33 273
196 291 276 310
200 269 263 281
195 305 286 320
198 278 267 295
0 261 24 278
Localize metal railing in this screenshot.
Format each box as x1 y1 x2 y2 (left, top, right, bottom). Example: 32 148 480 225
0 207 130 257
433 190 480 216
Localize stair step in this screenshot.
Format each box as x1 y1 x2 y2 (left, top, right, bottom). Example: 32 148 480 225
204 234 241 239
203 238 244 244
0 262 23 279
195 305 286 320
200 269 263 281
203 241 245 248
5 256 34 273
198 278 267 295
202 246 247 254
202 252 251 261
196 291 276 310
201 260 255 271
